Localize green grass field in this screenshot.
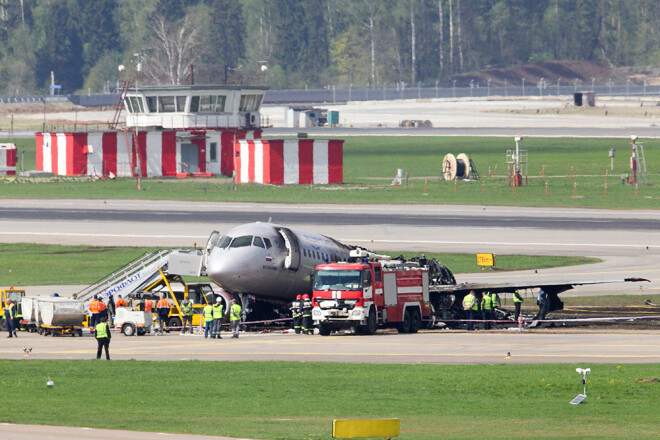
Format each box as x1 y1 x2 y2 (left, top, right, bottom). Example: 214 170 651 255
0 360 658 439
0 243 599 286
2 136 658 208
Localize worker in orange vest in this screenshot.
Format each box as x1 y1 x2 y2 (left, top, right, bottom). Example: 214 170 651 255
143 297 153 312
97 298 108 323
88 295 101 331
115 295 128 308
156 295 170 335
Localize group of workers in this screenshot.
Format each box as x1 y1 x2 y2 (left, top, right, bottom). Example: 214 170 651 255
202 298 242 339
289 294 314 334
462 290 505 331
462 288 549 330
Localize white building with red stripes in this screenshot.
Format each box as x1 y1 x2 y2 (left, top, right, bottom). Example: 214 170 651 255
35 84 344 183
235 139 343 184
36 129 261 178
0 143 17 175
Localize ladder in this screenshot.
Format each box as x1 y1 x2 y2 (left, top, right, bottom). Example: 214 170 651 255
108 78 134 129
76 249 176 302
637 144 648 185
469 158 480 180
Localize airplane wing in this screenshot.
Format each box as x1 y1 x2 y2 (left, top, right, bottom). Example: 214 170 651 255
432 277 650 312
434 277 650 296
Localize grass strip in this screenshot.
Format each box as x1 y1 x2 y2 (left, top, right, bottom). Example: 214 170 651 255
0 360 658 439
0 243 599 286
2 136 659 208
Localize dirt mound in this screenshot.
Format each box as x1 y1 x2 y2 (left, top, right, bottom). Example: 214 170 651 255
452 60 622 87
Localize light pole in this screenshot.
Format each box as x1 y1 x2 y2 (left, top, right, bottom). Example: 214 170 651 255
574 78 579 93
435 80 439 98
522 78 525 96
607 78 613 97
626 79 630 96
504 79 507 97
643 79 647 97
591 77 595 92
469 79 474 97
556 78 561 96
452 80 456 98
487 79 491 97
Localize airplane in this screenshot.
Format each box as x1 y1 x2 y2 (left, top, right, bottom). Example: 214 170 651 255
204 221 649 321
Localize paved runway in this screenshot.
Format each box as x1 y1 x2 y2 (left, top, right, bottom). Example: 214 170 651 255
0 424 248 440
2 199 659 297
1 329 659 364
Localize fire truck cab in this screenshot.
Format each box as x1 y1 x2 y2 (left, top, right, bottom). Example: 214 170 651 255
312 252 432 336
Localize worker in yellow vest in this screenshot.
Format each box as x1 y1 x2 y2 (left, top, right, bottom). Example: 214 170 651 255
212 297 224 339
203 302 214 339
5 299 17 338
513 290 524 323
229 299 241 338
482 291 494 330
95 315 111 360
180 298 194 334
462 290 478 331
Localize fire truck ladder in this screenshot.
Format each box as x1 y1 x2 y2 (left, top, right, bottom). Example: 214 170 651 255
75 249 178 302
637 144 648 185
108 79 134 129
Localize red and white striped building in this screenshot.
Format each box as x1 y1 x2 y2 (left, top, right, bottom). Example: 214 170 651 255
235 139 343 184
35 129 261 178
0 143 17 175
34 84 344 183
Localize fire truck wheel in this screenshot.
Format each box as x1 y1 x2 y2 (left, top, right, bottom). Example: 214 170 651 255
365 309 378 335
319 323 331 336
410 310 421 333
398 310 412 333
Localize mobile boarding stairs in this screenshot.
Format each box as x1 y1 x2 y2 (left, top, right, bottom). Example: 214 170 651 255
75 248 207 303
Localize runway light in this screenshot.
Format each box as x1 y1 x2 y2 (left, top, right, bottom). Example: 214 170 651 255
46 377 54 388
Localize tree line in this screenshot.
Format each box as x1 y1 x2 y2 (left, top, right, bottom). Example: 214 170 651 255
0 0 658 94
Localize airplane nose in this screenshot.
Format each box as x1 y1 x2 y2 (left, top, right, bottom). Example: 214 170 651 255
206 248 245 290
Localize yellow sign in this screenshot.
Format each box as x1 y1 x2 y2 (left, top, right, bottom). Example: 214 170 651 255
477 253 495 267
332 419 400 438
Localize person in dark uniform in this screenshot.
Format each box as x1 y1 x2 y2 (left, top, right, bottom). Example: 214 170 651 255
5 299 16 338
290 295 302 334
95 315 111 360
535 288 549 320
301 294 313 335
512 290 524 323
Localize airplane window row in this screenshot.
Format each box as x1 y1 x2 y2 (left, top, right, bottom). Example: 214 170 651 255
217 235 273 250
303 248 345 263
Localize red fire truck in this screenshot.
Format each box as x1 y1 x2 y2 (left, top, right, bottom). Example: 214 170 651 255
311 251 434 336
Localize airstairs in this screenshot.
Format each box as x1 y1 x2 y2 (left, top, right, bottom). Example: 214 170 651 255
76 248 205 302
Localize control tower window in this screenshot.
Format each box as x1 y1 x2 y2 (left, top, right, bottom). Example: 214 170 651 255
176 96 187 112
147 96 158 112
198 95 226 113
124 97 133 113
190 96 200 112
240 94 262 112
159 96 176 112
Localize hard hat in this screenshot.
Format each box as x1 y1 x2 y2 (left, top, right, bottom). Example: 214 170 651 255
216 297 222 303
302 294 309 300
296 295 302 300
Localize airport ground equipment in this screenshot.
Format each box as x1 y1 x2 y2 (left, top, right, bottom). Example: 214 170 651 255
114 307 153 336
0 287 26 331
312 250 447 335
22 297 86 336
75 248 205 303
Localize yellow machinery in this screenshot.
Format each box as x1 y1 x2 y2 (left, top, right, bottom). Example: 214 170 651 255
128 269 229 330
0 287 26 331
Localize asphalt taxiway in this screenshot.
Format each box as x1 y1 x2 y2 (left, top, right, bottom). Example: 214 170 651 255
2 329 659 364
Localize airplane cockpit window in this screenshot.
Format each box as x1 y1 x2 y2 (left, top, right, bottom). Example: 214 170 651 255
253 236 265 248
217 236 232 249
263 238 272 249
313 270 362 291
229 235 253 248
